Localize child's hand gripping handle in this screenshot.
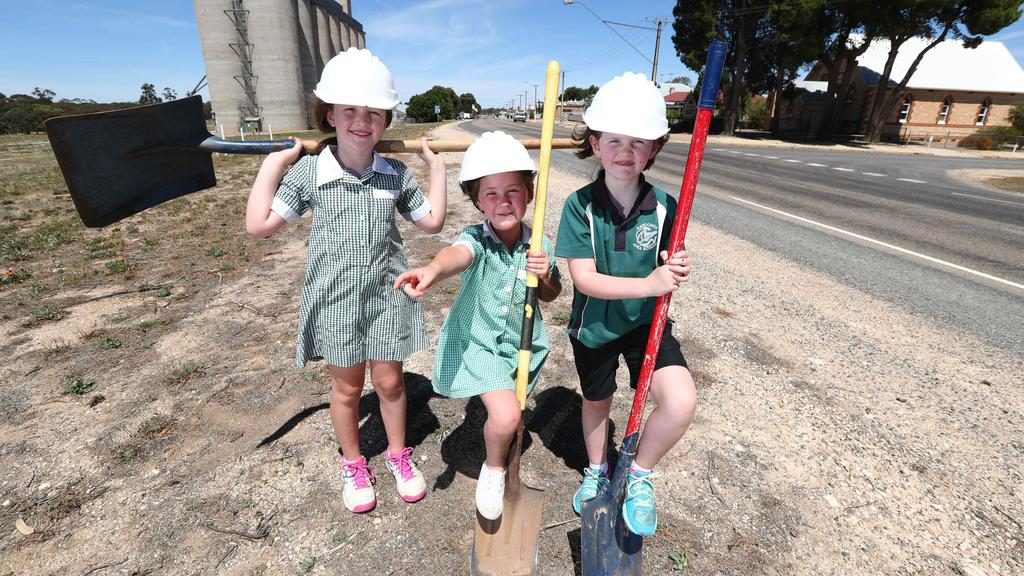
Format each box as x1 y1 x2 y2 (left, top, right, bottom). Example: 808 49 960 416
515 60 560 410
624 40 727 438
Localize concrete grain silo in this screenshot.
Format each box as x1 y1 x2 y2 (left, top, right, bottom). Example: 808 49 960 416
193 0 365 134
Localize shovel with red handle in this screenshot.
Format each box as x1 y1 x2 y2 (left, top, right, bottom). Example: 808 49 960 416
579 40 727 576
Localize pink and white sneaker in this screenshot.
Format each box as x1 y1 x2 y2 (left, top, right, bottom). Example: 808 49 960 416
340 455 376 513
385 446 427 503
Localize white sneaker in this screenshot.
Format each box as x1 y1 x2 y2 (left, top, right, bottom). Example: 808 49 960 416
340 456 376 513
385 446 427 503
475 463 506 520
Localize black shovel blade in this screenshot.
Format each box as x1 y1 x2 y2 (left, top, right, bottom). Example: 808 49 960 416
581 433 643 575
45 96 215 227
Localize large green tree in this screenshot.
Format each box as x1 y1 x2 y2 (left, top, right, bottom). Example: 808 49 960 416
406 86 456 122
458 92 479 115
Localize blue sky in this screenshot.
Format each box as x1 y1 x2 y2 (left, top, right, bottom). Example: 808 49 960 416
2 1 1024 108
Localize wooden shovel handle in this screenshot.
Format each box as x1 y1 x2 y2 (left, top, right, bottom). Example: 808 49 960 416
294 137 576 154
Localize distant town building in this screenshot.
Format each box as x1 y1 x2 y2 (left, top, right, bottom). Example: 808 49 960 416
782 36 1024 143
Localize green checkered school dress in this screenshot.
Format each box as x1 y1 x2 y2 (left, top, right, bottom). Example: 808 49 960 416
271 147 431 368
432 222 560 398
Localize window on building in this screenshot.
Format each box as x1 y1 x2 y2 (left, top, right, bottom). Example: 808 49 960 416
898 97 912 123
937 96 953 124
976 98 991 126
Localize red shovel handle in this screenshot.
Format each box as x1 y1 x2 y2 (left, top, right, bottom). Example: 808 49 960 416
624 41 727 438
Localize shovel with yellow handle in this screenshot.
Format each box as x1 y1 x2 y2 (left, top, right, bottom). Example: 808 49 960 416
43 96 574 228
470 59 560 576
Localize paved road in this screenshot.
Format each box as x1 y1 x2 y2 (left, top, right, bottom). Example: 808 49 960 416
460 118 1024 351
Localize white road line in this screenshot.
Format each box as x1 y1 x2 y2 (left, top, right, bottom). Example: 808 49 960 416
763 155 779 159
952 192 1024 207
729 195 1024 292
744 153 761 157
898 178 928 184
807 163 828 167
783 159 801 163
712 148 727 152
728 150 743 154
862 172 886 177
833 167 855 172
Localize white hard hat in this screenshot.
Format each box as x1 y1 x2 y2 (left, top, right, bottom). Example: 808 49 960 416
314 47 400 110
582 72 668 140
459 131 536 184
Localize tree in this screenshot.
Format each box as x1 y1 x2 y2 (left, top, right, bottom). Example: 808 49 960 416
162 87 178 101
673 0 778 135
139 83 162 105
32 87 56 102
669 75 693 85
1008 101 1024 132
405 86 456 122
562 85 599 101
458 92 479 115
863 0 1022 142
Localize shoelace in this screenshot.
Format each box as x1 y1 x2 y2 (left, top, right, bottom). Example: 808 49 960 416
342 458 375 489
625 472 662 507
387 447 416 481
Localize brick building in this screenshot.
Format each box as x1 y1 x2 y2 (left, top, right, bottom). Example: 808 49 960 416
782 36 1024 143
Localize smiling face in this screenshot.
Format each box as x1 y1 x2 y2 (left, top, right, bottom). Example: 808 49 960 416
327 104 388 168
474 172 533 246
589 131 658 183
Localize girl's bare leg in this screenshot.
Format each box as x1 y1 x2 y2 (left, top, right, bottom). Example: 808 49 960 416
369 360 407 454
634 366 697 470
581 396 614 466
479 390 521 469
328 363 367 460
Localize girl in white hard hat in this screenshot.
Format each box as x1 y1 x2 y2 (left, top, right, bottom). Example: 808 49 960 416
554 72 694 537
394 131 562 520
246 47 448 514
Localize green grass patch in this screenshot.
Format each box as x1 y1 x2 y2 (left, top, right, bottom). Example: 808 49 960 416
166 361 203 385
98 336 122 350
24 304 64 326
64 377 96 395
1 267 31 286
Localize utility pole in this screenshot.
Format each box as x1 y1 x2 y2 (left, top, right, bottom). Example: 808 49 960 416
647 17 669 83
531 83 540 114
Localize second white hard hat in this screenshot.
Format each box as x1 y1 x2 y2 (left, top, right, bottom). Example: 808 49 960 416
314 47 400 110
459 131 536 184
582 72 668 140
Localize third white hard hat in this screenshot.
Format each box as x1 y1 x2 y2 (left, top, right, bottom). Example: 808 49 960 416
314 47 400 110
582 72 668 140
459 131 536 184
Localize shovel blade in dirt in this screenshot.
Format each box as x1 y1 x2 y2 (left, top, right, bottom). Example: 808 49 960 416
470 438 545 576
44 95 576 228
580 435 642 575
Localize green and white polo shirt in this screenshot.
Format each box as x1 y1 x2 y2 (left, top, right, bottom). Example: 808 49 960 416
554 172 675 348
432 221 560 398
272 147 431 367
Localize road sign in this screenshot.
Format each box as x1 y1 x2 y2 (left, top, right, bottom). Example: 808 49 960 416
434 105 441 114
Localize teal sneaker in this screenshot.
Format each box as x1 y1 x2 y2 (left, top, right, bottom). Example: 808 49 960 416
622 471 661 536
572 466 609 515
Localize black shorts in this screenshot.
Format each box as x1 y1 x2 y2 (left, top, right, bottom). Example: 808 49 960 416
569 321 688 402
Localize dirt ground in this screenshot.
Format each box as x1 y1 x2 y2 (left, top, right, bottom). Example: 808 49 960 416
1 124 1022 576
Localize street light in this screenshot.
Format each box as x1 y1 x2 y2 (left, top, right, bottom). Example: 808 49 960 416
563 0 666 83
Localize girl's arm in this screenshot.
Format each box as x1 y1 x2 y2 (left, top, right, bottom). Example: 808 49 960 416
526 251 563 302
411 138 448 234
566 250 690 300
246 140 302 238
393 244 473 299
